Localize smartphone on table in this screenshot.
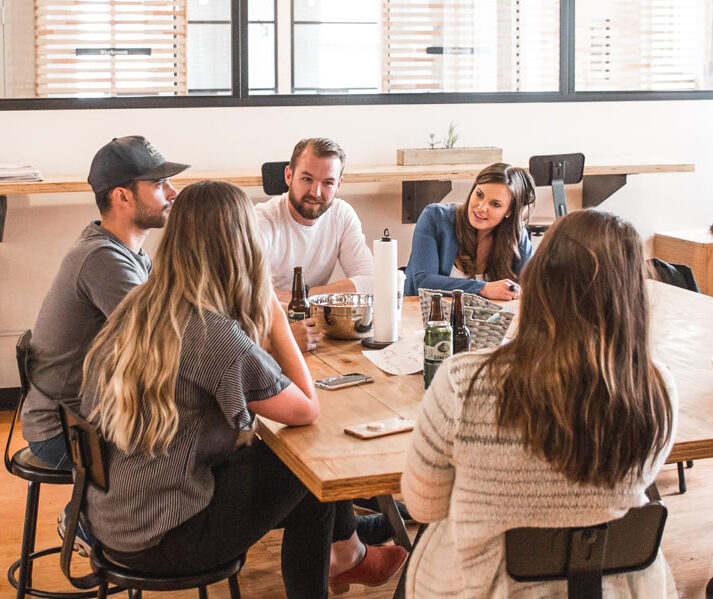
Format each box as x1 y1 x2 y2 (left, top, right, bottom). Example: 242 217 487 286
314 373 374 390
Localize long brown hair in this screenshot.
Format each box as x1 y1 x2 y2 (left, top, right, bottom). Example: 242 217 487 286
83 180 273 456
455 162 535 279
472 210 672 487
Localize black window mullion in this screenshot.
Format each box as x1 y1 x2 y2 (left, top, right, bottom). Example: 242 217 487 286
290 0 295 94
234 0 249 97
560 0 575 96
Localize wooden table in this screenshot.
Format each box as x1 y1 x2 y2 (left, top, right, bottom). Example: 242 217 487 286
258 280 713 502
0 162 694 241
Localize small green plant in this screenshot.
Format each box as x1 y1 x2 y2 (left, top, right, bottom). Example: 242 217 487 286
443 121 459 149
427 133 439 149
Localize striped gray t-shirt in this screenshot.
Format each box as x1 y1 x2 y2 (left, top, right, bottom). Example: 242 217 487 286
81 310 290 552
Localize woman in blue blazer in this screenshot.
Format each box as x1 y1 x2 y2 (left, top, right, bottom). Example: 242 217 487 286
405 163 535 300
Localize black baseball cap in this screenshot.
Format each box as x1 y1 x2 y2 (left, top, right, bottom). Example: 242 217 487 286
87 135 190 194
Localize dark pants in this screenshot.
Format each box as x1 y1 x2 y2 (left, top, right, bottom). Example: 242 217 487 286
333 499 357 541
28 432 72 470
107 441 339 599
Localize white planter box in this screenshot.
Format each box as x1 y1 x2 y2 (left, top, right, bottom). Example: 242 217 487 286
397 147 503 166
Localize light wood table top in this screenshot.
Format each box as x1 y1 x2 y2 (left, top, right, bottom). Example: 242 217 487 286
257 281 713 501
0 162 694 195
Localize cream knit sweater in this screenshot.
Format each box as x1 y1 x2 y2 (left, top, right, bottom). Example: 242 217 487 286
401 352 678 599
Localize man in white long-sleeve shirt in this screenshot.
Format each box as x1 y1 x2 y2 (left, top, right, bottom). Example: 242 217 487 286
256 138 374 351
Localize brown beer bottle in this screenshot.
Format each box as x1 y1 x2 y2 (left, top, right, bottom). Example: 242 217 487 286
428 293 444 322
450 289 471 354
288 267 309 323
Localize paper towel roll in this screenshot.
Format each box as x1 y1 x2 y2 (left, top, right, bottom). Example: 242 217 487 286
373 229 398 343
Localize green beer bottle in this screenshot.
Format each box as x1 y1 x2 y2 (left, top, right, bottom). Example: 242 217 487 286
424 294 453 388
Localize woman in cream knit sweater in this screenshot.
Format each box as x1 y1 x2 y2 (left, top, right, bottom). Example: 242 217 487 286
402 210 677 598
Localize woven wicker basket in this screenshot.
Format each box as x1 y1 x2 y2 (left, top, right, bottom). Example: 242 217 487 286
418 288 514 350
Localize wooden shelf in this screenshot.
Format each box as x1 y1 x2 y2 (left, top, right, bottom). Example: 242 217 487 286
0 161 696 241
0 162 695 195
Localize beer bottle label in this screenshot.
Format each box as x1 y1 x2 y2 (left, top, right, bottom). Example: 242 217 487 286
424 340 452 362
288 310 307 322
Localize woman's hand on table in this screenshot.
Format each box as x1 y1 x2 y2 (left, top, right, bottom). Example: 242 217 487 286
480 279 521 301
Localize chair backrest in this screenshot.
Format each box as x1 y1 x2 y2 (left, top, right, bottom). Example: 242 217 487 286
16 330 32 399
528 153 585 219
4 330 32 473
506 496 667 599
261 161 289 196
648 257 700 293
58 402 108 589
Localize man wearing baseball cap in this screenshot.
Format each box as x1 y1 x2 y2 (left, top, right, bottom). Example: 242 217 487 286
21 137 188 551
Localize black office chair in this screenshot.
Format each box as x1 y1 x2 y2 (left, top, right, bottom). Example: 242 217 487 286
506 485 667 599
647 257 698 493
58 403 244 599
261 161 289 196
526 153 585 238
4 330 95 599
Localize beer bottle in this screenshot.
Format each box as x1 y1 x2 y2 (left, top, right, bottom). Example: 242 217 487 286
428 293 444 322
451 289 471 354
288 266 309 323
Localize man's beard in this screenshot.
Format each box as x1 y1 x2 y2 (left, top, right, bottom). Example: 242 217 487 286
288 187 331 220
134 201 170 230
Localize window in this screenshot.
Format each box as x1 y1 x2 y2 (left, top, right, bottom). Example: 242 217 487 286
381 0 559 94
1 0 712 107
292 0 380 94
575 0 713 91
35 0 188 98
187 0 232 94
248 0 276 94
4 0 232 100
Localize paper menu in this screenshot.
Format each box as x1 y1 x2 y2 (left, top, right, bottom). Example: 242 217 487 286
362 331 424 375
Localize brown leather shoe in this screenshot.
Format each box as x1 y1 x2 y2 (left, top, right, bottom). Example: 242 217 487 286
329 544 408 595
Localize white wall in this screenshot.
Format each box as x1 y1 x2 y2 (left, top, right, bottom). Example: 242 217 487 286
1 99 712 386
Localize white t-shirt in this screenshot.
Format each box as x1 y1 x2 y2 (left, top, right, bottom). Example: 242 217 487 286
450 264 485 281
255 193 374 294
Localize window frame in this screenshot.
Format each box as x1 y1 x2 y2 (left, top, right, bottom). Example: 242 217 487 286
1 0 713 110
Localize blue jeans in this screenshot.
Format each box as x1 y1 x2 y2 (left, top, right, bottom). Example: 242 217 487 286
28 432 72 470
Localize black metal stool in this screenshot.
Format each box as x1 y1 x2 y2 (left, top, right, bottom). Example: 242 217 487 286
5 330 96 599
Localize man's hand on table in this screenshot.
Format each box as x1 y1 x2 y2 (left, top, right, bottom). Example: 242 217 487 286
290 319 321 353
274 287 322 352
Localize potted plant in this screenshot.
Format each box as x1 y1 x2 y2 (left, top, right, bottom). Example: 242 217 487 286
397 122 502 166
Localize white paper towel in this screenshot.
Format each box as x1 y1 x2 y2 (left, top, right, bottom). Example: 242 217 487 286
373 231 398 343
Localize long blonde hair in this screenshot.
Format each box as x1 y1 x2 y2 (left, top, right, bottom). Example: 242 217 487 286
83 180 272 456
472 210 672 487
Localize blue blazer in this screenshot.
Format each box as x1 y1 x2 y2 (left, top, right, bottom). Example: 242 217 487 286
404 203 533 296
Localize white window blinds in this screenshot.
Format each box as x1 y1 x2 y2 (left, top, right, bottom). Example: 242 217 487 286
575 0 713 91
35 0 187 98
381 0 559 93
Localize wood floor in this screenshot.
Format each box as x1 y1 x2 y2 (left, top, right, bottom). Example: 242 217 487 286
1 411 712 598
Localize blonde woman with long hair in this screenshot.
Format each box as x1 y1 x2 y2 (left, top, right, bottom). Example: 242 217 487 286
402 210 677 598
79 181 403 599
